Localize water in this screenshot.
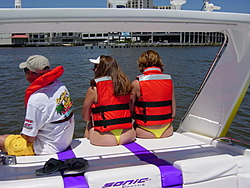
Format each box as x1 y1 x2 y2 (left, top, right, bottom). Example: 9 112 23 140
0 46 249 146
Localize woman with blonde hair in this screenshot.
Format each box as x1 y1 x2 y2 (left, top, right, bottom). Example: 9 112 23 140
131 50 176 139
82 55 135 146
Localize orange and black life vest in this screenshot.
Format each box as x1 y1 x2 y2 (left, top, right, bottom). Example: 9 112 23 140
134 67 173 126
25 66 64 107
91 76 132 132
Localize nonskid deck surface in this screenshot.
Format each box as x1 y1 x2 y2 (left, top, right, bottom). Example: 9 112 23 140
0 132 250 188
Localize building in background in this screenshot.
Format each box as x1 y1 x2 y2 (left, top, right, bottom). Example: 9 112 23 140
0 34 12 46
154 5 172 9
0 0 223 47
108 0 154 9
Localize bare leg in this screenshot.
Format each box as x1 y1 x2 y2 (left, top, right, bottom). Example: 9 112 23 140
136 127 156 139
0 134 10 152
120 128 136 145
85 121 118 146
161 124 174 138
89 131 118 146
84 121 93 138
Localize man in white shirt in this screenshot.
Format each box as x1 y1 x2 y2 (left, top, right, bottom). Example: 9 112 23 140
0 55 75 155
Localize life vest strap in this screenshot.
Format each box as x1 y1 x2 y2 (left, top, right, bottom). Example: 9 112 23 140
92 103 130 114
135 113 172 121
135 100 172 108
94 117 132 128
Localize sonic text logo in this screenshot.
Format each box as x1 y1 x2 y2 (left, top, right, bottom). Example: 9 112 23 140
102 178 150 187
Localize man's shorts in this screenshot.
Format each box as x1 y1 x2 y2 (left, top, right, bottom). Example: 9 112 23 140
4 135 35 156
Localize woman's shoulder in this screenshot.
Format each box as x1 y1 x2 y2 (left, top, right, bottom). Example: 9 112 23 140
132 79 139 86
87 86 97 92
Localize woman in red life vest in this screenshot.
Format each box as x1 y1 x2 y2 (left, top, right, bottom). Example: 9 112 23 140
131 50 176 139
82 55 136 146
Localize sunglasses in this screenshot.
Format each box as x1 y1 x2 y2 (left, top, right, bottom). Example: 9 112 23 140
24 68 30 73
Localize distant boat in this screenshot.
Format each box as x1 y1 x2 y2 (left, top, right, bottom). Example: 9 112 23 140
62 43 74 46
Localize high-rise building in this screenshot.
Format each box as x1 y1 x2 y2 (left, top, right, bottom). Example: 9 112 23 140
108 0 154 9
127 0 153 8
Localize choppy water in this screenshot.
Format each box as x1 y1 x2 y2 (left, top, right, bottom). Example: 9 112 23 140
0 46 249 145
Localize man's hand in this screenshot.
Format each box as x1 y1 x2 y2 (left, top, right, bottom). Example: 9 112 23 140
21 134 35 142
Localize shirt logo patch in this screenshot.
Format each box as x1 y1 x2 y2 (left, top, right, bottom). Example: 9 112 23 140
56 90 73 117
23 119 34 129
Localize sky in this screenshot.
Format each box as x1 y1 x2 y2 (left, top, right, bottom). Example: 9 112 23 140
0 0 249 14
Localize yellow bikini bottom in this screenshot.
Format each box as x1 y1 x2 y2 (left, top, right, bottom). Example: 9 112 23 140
110 129 124 144
137 123 171 138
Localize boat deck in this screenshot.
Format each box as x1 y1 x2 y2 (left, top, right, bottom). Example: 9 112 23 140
0 132 249 188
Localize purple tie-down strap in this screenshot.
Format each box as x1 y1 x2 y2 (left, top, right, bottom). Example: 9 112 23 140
124 142 183 188
57 146 89 188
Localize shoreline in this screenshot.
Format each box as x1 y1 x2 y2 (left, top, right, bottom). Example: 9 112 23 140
0 42 222 48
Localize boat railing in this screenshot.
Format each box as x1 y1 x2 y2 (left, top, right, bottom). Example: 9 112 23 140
179 34 228 125
212 137 250 148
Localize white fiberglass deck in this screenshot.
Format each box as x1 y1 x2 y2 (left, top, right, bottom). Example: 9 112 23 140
0 132 249 188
